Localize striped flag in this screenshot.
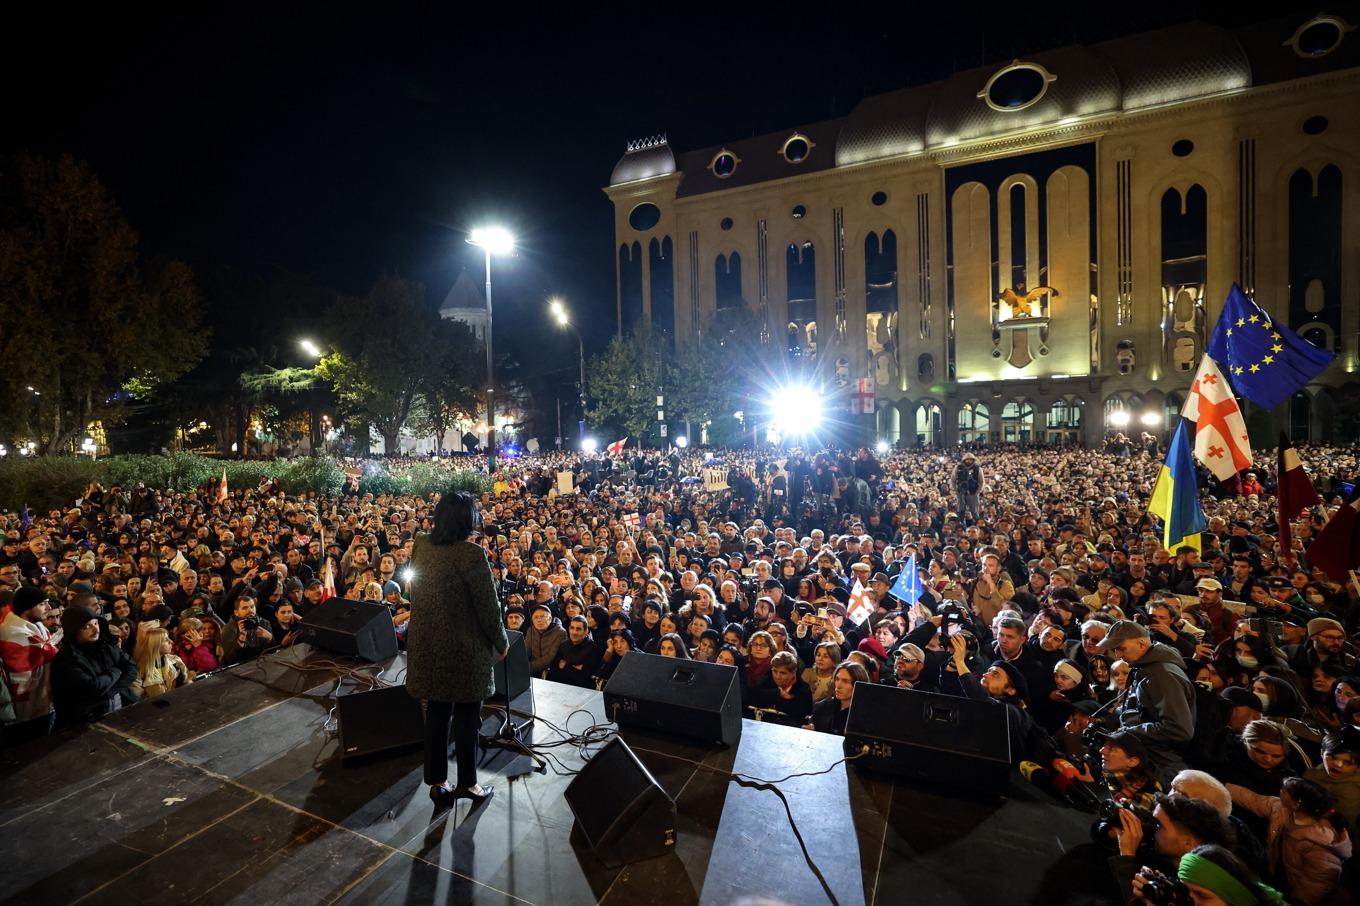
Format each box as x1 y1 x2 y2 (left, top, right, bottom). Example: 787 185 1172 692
1180 355 1251 493
1148 420 1207 554
1308 490 1360 584
1277 432 1321 566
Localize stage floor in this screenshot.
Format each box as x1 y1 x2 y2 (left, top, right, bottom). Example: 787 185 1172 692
0 647 1116 905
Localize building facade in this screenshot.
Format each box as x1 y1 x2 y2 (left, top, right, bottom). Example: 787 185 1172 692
603 14 1360 447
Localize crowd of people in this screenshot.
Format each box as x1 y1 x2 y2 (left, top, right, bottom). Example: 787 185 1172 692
2 438 1358 904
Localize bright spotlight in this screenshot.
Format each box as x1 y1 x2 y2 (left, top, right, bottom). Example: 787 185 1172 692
299 339 322 358
1108 410 1131 428
1139 411 1161 427
469 227 515 256
876 440 890 454
770 385 822 436
400 567 414 584
581 437 598 453
675 435 689 449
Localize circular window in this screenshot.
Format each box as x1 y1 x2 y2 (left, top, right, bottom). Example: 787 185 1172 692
710 150 739 179
1288 15 1350 58
628 203 661 232
781 134 813 164
871 191 888 206
791 204 807 220
978 62 1055 112
1303 115 1329 135
1171 139 1194 158
720 217 733 231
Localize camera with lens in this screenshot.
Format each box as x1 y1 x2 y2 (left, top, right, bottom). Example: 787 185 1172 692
1081 722 1110 753
1138 868 1190 905
1092 800 1158 854
938 602 970 636
239 615 265 648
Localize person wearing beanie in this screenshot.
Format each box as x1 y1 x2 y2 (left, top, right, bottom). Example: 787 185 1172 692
1287 617 1356 678
0 586 60 737
50 605 137 727
946 631 1052 765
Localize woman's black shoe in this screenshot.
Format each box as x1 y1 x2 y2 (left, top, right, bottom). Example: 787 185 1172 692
428 784 457 808
453 783 494 805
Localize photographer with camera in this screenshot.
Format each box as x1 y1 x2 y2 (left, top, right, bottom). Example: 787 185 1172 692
220 591 273 664
1109 793 1235 905
948 632 1056 766
1131 844 1283 906
1097 620 1197 784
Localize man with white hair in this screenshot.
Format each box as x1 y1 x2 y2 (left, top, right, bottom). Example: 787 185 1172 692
1170 770 1269 873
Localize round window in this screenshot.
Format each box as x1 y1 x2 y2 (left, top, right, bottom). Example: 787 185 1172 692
791 204 807 219
1303 115 1329 135
720 217 733 231
1171 139 1194 158
979 63 1054 112
711 150 739 179
781 134 812 164
1295 18 1345 57
628 203 661 232
871 191 888 207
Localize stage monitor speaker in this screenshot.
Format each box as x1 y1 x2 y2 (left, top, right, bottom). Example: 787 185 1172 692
603 652 741 747
843 683 1012 795
564 737 676 867
301 598 398 662
338 684 424 762
492 630 530 703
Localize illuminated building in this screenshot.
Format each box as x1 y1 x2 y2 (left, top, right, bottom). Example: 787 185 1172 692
604 14 1359 445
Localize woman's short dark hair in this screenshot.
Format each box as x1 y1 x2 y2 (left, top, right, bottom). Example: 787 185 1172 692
1153 793 1234 848
428 491 479 545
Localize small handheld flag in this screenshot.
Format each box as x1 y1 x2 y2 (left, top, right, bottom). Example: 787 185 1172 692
888 554 923 606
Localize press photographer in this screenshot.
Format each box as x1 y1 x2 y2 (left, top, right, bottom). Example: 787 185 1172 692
1097 620 1197 783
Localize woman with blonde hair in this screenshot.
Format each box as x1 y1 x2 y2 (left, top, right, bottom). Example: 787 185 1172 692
133 625 189 699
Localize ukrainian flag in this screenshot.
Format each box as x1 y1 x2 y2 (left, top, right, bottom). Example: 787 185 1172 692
1148 420 1207 554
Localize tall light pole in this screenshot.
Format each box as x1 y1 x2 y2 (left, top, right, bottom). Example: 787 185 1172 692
468 227 514 472
549 297 587 439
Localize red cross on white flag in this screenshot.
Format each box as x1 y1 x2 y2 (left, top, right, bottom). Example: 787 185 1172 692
847 578 875 627
1180 355 1252 491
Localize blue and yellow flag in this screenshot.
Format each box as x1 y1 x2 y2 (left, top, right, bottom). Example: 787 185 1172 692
1207 284 1334 410
1148 420 1207 554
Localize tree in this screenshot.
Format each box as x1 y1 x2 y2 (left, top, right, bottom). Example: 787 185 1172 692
586 331 666 440
412 319 482 452
318 277 480 454
0 154 207 453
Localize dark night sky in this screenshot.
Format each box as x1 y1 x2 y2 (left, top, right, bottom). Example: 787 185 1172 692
5 2 1322 383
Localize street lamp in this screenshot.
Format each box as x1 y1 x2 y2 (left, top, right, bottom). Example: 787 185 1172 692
299 339 322 359
468 226 515 471
548 297 587 438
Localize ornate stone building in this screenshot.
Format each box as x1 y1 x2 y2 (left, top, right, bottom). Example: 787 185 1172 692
603 13 1359 446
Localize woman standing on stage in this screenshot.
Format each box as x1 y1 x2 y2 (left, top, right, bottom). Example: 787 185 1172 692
406 491 508 808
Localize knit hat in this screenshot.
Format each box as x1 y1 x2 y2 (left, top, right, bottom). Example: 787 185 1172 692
1308 617 1345 638
11 586 49 615
857 637 889 661
1220 685 1266 712
989 660 1029 700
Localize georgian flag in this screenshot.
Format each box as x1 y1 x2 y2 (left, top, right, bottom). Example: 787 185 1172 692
1180 355 1251 492
607 438 627 457
847 578 875 627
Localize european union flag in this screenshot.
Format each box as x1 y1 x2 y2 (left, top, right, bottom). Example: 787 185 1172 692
1207 284 1334 410
889 553 922 606
1148 421 1207 554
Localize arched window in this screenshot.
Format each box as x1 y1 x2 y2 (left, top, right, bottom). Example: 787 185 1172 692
958 401 991 445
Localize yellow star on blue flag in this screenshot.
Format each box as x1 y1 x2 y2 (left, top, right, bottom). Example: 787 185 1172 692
1208 284 1334 410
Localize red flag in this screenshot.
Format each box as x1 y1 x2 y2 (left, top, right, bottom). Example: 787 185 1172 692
1307 492 1360 584
1277 432 1321 566
607 438 627 457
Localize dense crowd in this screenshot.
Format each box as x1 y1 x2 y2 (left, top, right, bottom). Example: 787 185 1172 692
2 439 1359 905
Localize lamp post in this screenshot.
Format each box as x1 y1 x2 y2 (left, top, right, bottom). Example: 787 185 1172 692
469 227 515 472
549 297 587 439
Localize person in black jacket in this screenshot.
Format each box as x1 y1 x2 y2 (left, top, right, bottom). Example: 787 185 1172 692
806 660 869 735
547 616 597 688
50 605 137 727
751 651 814 726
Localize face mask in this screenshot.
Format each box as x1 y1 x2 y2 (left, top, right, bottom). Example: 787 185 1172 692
1309 594 1325 605
1237 655 1259 669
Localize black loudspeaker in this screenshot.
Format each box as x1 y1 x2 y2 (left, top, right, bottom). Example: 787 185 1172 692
843 683 1012 795
338 684 424 762
603 652 741 747
492 630 529 703
564 737 676 867
301 598 398 662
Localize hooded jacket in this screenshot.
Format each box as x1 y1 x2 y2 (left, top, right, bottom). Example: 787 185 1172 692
1228 784 1352 906
1303 765 1360 837
1118 641 1195 765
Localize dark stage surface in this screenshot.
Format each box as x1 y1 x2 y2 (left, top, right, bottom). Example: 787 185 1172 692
0 648 1117 905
